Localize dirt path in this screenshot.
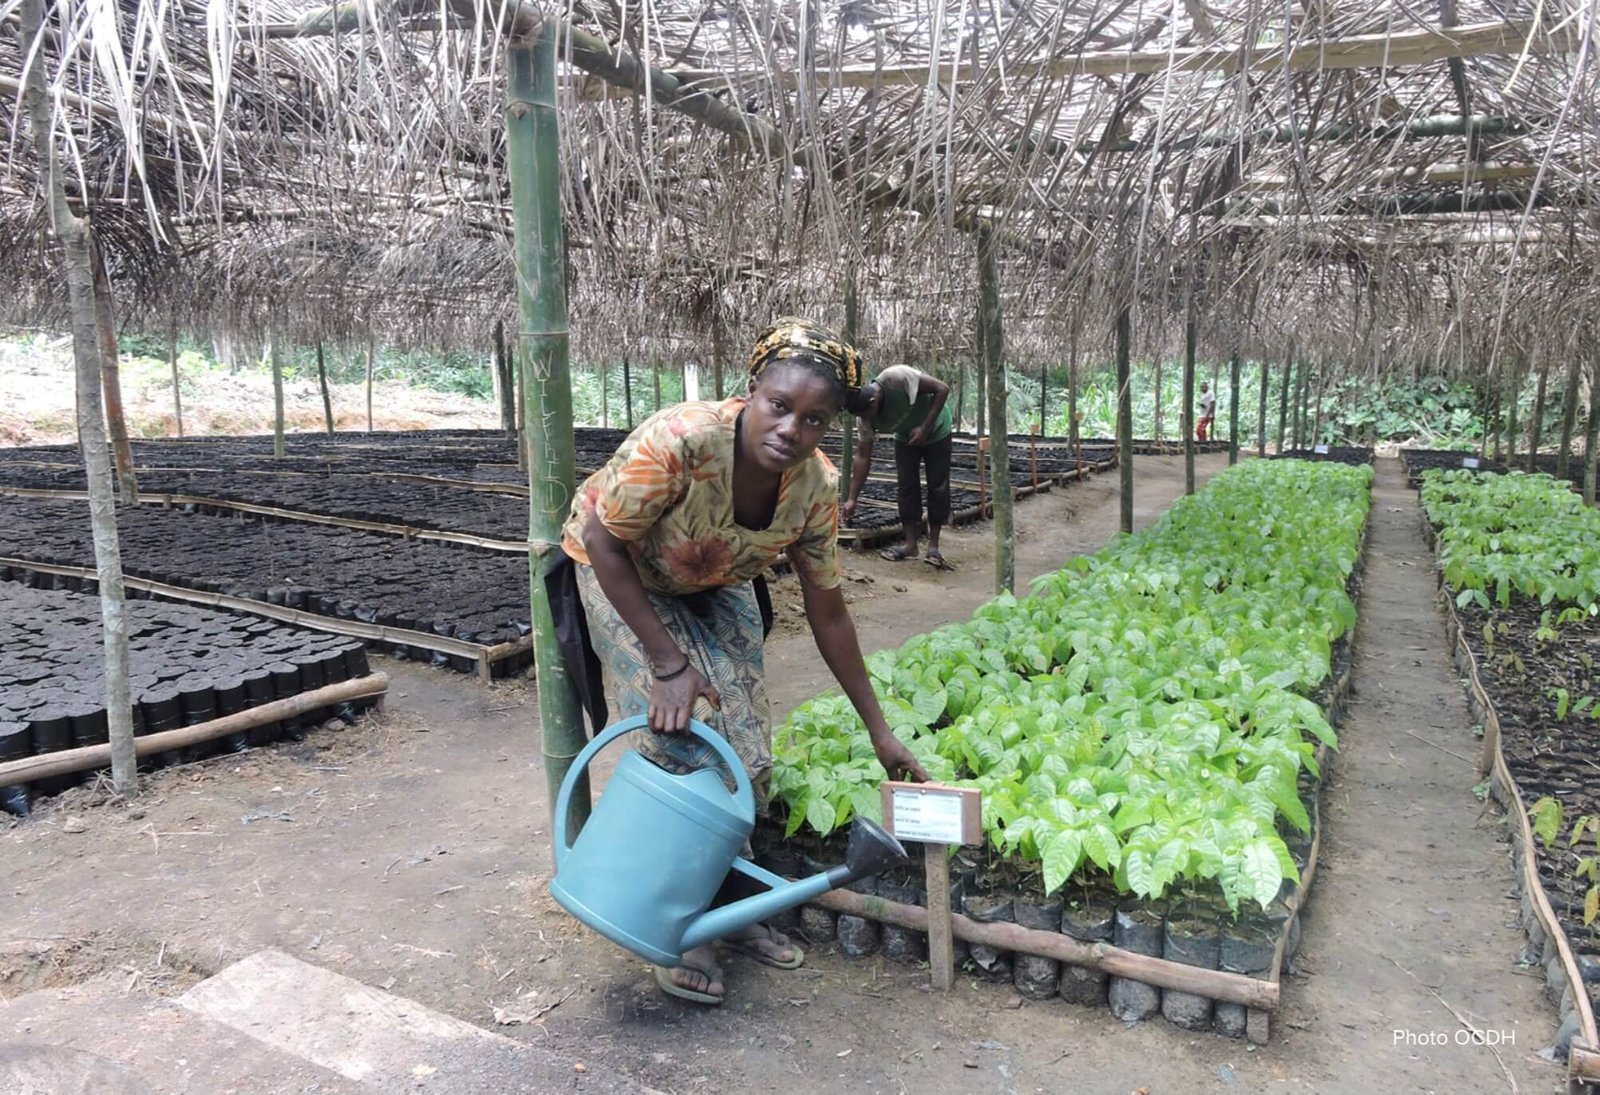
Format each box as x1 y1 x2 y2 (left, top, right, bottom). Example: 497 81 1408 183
0 453 1567 1093
1279 457 1562 1091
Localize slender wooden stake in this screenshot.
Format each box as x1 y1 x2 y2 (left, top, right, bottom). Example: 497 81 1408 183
1229 351 1242 464
366 340 375 433
316 341 334 434
21 0 135 798
925 842 954 991
1310 360 1326 448
1182 303 1196 495
975 301 988 442
168 308 184 438
1276 345 1292 454
652 353 662 411
978 226 1013 595
1557 358 1581 481
1257 357 1269 457
954 365 966 432
1292 359 1308 449
599 361 609 427
1584 358 1599 507
840 269 858 498
494 318 514 433
622 356 634 430
1528 353 1549 471
508 29 588 840
1038 358 1049 432
270 336 286 458
90 234 138 502
1116 304 1134 534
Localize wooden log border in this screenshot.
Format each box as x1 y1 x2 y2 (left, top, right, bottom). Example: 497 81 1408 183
1420 511 1600 1090
0 557 531 683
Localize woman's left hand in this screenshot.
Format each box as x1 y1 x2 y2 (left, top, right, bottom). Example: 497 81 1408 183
871 732 929 783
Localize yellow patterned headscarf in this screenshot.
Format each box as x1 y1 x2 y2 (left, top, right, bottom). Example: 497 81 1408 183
748 317 864 391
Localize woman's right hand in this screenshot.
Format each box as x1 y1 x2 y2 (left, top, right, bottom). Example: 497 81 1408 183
648 661 721 734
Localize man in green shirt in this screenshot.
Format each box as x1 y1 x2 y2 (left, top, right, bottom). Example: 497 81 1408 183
842 365 954 568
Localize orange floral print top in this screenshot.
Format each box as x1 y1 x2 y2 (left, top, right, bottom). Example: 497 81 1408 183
561 397 843 596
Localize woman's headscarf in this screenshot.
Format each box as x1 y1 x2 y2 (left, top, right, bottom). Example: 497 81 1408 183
748 317 864 391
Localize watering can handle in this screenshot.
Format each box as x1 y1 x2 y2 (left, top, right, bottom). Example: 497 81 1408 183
552 714 753 870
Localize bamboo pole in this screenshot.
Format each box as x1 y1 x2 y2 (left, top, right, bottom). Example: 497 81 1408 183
1557 359 1581 481
978 226 1013 595
168 308 184 438
622 356 634 430
90 234 138 503
1182 304 1196 494
270 337 286 459
1229 351 1242 464
1116 304 1134 534
0 674 388 786
20 0 136 799
366 340 375 433
1584 359 1599 507
507 29 589 841
811 890 1278 1009
316 342 335 434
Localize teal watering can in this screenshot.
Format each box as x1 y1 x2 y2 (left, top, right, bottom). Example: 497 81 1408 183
550 715 908 967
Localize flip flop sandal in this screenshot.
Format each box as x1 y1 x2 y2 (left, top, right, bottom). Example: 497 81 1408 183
722 927 806 970
925 551 954 571
655 963 723 1006
879 545 915 562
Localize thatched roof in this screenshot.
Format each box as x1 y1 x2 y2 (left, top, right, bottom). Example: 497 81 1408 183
2 0 1595 379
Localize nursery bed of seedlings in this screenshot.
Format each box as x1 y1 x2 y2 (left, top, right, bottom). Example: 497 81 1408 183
1270 446 1374 466
0 579 373 816
1399 448 1510 484
758 459 1373 1041
1419 469 1600 1074
0 496 534 677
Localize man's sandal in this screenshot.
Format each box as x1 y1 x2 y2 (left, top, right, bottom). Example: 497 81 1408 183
722 924 805 969
879 545 916 562
655 952 724 1005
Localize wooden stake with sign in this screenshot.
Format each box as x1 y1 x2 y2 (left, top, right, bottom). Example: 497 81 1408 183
880 781 982 991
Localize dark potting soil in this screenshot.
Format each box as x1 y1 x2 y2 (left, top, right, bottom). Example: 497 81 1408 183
0 581 370 817
1398 448 1509 484
1455 595 1600 997
0 496 532 654
1270 446 1375 467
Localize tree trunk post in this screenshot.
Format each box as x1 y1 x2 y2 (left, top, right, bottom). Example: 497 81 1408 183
1182 305 1196 495
1256 357 1269 458
1153 356 1164 445
652 354 662 411
978 226 1013 595
840 270 858 502
494 318 515 433
975 303 988 442
22 0 136 797
270 336 286 458
366 340 376 432
1505 358 1521 468
316 341 335 434
1310 361 1326 448
955 365 966 432
1527 354 1549 471
1276 347 1292 454
1557 358 1581 481
1067 320 1081 470
1116 304 1134 534
507 28 588 840
90 235 138 502
168 308 184 438
711 307 727 401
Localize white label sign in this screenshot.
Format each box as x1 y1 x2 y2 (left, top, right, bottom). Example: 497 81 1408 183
1313 444 1330 455
1462 457 1481 469
888 788 967 844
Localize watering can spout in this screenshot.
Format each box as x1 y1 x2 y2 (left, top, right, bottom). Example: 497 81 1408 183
679 817 909 952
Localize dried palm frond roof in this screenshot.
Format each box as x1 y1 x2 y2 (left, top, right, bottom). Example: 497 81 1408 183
0 0 1595 379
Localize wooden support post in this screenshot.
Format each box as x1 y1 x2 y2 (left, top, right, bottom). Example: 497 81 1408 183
1182 304 1196 495
1276 346 1293 454
316 341 335 434
1257 357 1269 457
1028 425 1039 490
1528 354 1549 472
622 356 634 430
1557 358 1581 480
840 270 858 497
1229 350 1242 465
1584 359 1599 507
925 843 954 991
366 340 376 433
168 309 184 438
270 337 286 459
90 234 138 502
977 437 989 509
977 225 1013 595
1153 356 1164 445
1116 304 1133 534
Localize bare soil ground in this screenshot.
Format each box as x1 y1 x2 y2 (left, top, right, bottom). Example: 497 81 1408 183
0 337 497 445
0 455 1566 1093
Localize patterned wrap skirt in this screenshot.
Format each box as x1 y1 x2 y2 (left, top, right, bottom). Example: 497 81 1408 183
573 563 772 809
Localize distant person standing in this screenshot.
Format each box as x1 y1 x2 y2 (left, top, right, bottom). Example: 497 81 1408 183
842 366 954 569
1196 381 1217 442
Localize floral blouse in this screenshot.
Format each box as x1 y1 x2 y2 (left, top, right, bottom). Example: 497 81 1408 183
560 397 843 596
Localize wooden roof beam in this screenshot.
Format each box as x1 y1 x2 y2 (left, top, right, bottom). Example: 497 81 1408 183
672 18 1579 89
